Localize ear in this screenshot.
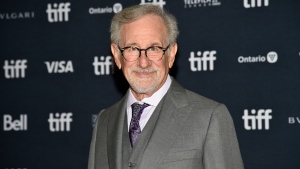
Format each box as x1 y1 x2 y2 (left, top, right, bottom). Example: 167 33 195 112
168 43 177 68
111 43 122 69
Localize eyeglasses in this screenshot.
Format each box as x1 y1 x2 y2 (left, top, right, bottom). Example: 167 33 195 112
118 44 170 62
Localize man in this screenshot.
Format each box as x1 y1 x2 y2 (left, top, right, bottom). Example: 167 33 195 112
88 4 244 169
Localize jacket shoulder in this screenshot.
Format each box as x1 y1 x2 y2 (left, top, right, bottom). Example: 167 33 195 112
185 89 220 106
96 96 126 120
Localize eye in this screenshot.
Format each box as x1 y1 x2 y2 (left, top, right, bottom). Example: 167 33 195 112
148 46 159 52
127 46 139 52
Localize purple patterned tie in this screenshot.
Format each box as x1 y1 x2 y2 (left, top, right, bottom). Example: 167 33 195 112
129 102 150 147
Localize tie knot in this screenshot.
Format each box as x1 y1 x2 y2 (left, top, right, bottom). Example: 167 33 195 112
131 102 150 119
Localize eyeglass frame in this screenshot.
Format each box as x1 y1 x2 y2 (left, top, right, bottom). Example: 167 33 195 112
117 44 170 62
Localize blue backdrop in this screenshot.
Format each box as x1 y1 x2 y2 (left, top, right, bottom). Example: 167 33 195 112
1 0 300 169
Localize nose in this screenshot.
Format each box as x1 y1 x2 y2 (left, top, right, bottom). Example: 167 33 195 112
137 50 151 68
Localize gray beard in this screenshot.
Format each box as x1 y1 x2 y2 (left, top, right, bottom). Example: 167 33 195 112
128 76 159 94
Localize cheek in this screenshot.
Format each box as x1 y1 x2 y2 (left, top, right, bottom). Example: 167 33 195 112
122 66 130 78
155 61 169 80
162 58 170 72
122 63 134 76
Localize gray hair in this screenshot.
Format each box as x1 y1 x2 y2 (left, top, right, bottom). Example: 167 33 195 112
110 4 179 45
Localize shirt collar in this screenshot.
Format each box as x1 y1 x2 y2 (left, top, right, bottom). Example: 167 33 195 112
127 75 172 108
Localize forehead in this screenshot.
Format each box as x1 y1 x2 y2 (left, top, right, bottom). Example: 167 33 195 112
119 14 167 46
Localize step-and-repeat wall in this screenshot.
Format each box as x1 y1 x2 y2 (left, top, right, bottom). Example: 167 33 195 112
1 0 299 169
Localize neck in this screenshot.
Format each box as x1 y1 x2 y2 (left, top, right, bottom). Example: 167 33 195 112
130 88 155 101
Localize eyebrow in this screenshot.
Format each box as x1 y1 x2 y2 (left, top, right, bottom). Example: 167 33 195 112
124 42 163 47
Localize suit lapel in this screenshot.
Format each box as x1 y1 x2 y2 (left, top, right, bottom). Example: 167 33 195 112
138 79 193 168
107 93 128 169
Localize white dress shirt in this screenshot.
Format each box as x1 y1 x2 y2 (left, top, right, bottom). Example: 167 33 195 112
126 75 172 131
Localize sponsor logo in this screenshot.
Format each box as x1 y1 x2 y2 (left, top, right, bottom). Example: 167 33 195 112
91 114 98 127
44 60 74 73
238 51 278 63
242 109 272 130
3 60 27 79
266 51 278 63
184 0 221 8
93 56 113 75
48 112 73 132
140 0 166 8
89 3 122 14
3 114 28 131
46 2 71 22
244 0 269 8
0 12 34 20
189 51 216 71
288 117 300 124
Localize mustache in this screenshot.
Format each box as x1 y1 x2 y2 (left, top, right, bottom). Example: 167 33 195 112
130 67 158 73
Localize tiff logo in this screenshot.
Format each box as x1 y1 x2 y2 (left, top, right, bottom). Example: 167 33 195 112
3 114 28 131
46 2 71 22
140 0 166 8
244 0 269 8
3 60 27 79
48 113 73 132
189 51 216 71
93 56 113 75
242 109 272 130
45 60 74 73
288 117 300 124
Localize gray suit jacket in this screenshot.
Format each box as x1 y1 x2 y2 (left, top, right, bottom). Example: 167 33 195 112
88 79 244 169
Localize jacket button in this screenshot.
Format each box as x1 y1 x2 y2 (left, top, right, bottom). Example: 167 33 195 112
128 162 135 167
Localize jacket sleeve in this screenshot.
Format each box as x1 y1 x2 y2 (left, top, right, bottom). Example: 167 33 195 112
203 104 244 169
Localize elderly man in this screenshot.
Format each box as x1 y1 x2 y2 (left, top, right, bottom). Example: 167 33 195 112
88 4 244 169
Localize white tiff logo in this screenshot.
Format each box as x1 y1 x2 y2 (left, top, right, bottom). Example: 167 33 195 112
48 113 73 132
244 0 269 8
3 60 27 79
242 109 272 130
3 114 28 131
46 2 71 22
189 51 216 71
93 56 113 75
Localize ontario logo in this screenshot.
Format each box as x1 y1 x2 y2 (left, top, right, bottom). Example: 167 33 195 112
89 3 122 14
238 51 278 63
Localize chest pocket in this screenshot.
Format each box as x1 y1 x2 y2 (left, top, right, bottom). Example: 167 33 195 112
162 149 201 163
